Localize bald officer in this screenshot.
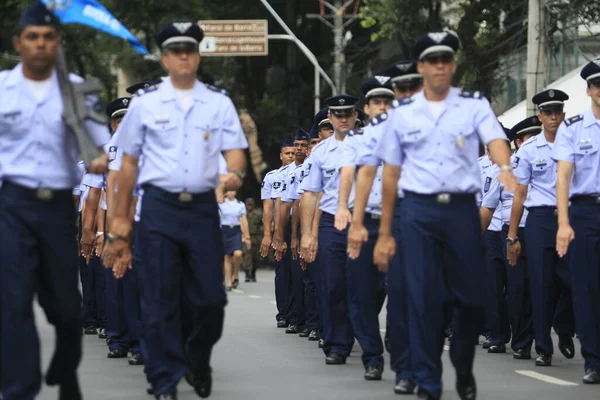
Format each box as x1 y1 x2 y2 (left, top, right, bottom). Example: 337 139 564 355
102 21 247 399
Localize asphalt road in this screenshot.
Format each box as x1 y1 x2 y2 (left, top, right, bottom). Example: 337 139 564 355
33 269 598 400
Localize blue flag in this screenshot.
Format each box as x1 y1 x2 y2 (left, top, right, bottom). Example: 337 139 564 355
40 0 149 55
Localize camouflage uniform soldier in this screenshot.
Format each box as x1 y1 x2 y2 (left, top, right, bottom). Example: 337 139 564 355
243 198 263 282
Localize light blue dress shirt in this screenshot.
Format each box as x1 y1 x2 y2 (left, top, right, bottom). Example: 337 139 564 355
479 155 502 231
0 64 110 189
482 162 528 227
113 78 248 193
261 168 281 201
271 164 292 200
375 88 507 195
219 199 246 227
552 109 600 196
300 135 355 215
282 163 307 203
513 133 559 207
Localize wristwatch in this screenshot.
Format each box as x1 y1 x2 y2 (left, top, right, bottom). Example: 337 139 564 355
506 236 519 245
105 233 127 244
96 231 104 238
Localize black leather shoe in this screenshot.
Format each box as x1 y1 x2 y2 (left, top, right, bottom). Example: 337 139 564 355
395 379 417 395
364 365 383 381
583 368 600 384
417 389 436 399
325 353 346 365
251 277 257 282
277 320 287 328
156 393 177 400
147 387 154 395
308 330 320 341
192 369 212 398
488 343 506 354
285 324 298 334
128 352 143 365
98 328 107 339
535 353 552 366
456 374 477 400
298 328 310 338
232 278 239 289
481 338 491 349
318 338 324 348
84 326 97 335
59 378 82 400
107 348 128 358
513 348 531 360
558 336 575 359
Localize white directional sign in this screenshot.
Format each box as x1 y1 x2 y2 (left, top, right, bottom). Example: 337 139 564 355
198 20 269 57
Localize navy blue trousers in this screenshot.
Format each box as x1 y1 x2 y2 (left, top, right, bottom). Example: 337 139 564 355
400 192 484 399
318 212 354 357
288 226 306 327
388 202 414 381
138 186 226 395
78 221 98 328
0 182 82 400
499 225 534 351
568 200 600 370
346 214 385 368
304 256 321 332
89 255 106 329
525 208 575 355
274 224 292 322
123 223 142 355
483 230 511 346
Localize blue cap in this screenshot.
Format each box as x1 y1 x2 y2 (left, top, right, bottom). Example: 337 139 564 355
324 94 359 116
383 60 422 86
281 137 294 149
106 97 130 119
580 59 600 83
413 31 461 61
19 1 59 29
294 129 310 141
313 107 330 127
510 116 542 140
309 125 319 139
156 21 204 50
532 89 569 111
498 122 512 141
361 76 394 99
126 79 164 95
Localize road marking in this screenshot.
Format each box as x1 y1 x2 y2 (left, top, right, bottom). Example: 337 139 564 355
380 329 386 333
248 295 262 299
269 301 277 305
515 370 579 386
231 288 244 294
443 345 450 351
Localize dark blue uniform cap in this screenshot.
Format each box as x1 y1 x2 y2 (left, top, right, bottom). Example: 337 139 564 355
126 79 163 95
413 31 461 61
313 107 330 127
294 129 310 141
281 137 294 149
383 60 422 86
361 76 394 99
532 89 569 111
309 124 319 139
155 21 204 50
510 116 542 140
499 122 513 141
580 59 600 83
325 94 359 116
19 1 59 29
106 97 130 119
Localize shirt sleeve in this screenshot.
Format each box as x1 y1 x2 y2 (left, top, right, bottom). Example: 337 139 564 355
85 96 111 146
552 122 575 163
240 202 247 216
375 113 404 167
481 170 501 209
220 97 249 151
356 125 383 166
271 170 287 199
512 147 532 185
339 136 358 168
300 152 324 193
108 146 123 171
113 98 145 159
474 100 507 146
281 169 299 203
81 172 104 189
261 173 273 200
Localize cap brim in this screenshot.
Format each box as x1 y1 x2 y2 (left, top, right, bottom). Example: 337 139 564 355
318 119 331 126
163 38 198 51
516 126 542 136
538 102 564 111
420 47 455 60
110 109 127 119
365 88 395 99
586 72 600 81
329 108 355 116
391 74 422 84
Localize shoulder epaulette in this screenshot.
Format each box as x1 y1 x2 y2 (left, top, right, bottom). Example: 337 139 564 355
565 114 583 126
370 97 413 127
347 128 364 137
520 135 537 148
206 83 230 97
136 85 159 97
459 89 485 100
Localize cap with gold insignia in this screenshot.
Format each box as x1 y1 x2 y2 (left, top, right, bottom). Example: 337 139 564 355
155 21 204 51
532 89 569 112
383 60 422 87
580 58 600 84
510 116 542 140
126 79 164 95
106 97 131 119
413 31 461 61
325 94 359 116
361 76 394 100
19 1 59 29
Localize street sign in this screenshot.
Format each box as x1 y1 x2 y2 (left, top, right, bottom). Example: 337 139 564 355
198 20 268 57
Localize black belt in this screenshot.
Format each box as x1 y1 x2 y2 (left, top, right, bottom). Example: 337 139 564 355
570 196 600 205
404 191 475 204
1 181 72 201
142 184 214 203
527 206 558 216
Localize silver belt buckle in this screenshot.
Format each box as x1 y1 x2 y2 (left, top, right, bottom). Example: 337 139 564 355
228 225 235 229
437 193 451 204
178 192 193 202
553 208 558 216
36 188 53 201
370 213 381 220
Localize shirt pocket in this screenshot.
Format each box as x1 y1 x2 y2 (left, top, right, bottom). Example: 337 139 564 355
531 159 555 183
573 140 598 172
146 119 178 149
194 123 220 154
0 109 31 140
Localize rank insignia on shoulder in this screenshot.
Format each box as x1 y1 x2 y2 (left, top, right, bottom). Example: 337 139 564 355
459 89 484 100
136 85 159 97
348 129 364 136
391 97 414 109
565 114 583 126
206 84 230 97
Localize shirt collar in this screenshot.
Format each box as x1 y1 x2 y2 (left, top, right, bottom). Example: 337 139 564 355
413 87 461 112
159 78 209 103
536 132 549 147
583 108 598 128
